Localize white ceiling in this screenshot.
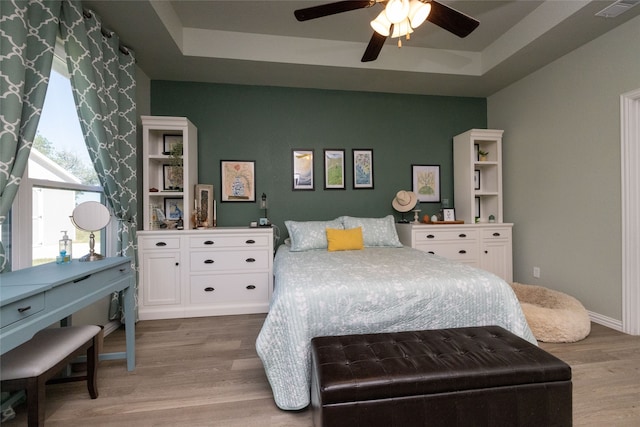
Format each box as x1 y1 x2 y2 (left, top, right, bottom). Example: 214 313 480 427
82 1 640 97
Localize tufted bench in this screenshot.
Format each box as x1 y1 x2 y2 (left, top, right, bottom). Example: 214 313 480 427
311 326 572 427
0 325 102 427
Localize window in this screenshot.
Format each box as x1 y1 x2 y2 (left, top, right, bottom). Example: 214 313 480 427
10 41 108 269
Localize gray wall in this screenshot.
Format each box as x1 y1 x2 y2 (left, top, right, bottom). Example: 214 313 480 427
150 82 486 239
488 14 640 322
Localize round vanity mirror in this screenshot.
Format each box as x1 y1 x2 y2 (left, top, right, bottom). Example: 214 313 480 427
70 201 111 262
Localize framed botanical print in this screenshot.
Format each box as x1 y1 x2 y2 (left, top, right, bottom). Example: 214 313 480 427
220 160 255 202
353 149 374 189
412 164 440 203
324 149 345 190
292 149 314 190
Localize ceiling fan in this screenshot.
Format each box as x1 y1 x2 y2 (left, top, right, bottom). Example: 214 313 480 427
294 0 480 62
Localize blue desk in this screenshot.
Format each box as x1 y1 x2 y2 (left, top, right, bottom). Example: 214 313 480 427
0 257 135 371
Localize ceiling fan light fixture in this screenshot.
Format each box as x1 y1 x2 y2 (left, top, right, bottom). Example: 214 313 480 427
385 0 411 24
408 0 431 28
391 18 413 38
371 10 392 36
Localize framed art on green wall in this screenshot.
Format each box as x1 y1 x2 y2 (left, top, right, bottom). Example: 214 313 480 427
292 149 314 190
412 164 440 203
220 160 256 202
324 149 345 190
353 149 374 189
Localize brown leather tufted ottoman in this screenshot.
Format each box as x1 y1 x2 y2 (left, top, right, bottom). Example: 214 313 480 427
310 326 571 427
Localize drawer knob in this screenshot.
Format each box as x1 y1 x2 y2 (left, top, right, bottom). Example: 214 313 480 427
459 250 467 254
204 259 215 264
204 240 215 245
493 232 501 237
246 239 256 244
459 233 467 238
426 234 435 239
246 258 256 263
428 251 435 254
17 306 32 313
155 241 167 247
246 285 256 290
204 287 215 292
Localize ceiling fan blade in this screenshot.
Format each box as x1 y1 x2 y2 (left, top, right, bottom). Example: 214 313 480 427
427 0 480 38
361 31 388 62
295 0 373 21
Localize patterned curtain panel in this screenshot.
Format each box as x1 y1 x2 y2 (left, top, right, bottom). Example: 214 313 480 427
60 1 138 319
0 0 61 272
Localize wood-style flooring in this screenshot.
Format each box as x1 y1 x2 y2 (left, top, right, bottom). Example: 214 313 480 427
2 316 639 426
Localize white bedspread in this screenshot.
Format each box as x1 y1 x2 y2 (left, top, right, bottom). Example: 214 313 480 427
256 245 535 410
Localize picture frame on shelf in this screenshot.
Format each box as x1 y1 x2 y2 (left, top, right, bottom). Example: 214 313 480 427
164 198 184 221
195 184 214 227
353 149 374 189
474 170 481 190
412 164 440 203
443 208 456 222
324 149 345 190
163 165 182 191
475 144 480 161
163 134 183 155
292 149 314 190
475 196 481 220
220 160 256 202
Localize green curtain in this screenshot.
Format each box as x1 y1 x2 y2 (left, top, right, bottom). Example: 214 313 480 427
59 1 138 320
0 0 61 272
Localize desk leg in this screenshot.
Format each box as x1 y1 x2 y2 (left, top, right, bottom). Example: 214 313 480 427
124 283 136 371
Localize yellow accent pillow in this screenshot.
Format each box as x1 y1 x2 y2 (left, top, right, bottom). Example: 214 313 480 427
326 227 364 252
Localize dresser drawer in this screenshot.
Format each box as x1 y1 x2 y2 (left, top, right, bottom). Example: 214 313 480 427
416 242 478 261
482 228 511 241
1 293 45 328
140 237 181 250
190 273 268 304
189 234 269 248
413 229 478 242
190 250 269 271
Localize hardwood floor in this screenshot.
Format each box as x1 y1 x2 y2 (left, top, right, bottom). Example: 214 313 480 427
3 317 639 426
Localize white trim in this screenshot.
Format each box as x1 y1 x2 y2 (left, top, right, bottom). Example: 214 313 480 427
589 310 623 332
621 88 640 335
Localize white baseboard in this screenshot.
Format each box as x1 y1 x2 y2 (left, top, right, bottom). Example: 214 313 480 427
588 311 623 332
102 320 122 336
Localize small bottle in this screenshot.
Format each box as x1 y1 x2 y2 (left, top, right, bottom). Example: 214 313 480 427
57 230 72 264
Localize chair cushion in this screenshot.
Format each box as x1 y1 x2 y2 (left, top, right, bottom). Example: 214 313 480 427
1 325 101 380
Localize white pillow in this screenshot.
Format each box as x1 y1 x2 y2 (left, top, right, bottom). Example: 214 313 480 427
285 219 344 252
340 215 403 247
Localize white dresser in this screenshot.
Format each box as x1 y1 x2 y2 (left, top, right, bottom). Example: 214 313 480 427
395 223 513 282
137 227 273 320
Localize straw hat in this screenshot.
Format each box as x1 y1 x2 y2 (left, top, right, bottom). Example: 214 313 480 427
392 190 417 212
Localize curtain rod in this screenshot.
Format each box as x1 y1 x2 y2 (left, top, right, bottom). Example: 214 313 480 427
83 9 131 56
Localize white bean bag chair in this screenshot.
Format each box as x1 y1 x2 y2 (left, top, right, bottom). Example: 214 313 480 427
510 282 591 343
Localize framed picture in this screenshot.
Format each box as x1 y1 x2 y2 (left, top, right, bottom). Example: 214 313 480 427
163 134 183 155
353 149 374 189
443 208 456 222
474 170 481 190
475 196 481 219
164 198 184 221
474 143 480 161
195 184 214 227
324 149 345 190
163 165 182 191
220 160 256 202
292 149 314 190
412 165 440 203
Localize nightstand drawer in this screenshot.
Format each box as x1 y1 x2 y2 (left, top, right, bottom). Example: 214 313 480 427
189 235 269 248
190 250 269 271
482 228 511 241
190 273 268 304
413 229 478 242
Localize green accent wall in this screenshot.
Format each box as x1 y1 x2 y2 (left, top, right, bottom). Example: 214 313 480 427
151 81 486 238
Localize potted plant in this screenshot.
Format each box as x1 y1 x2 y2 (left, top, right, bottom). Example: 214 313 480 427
478 149 488 161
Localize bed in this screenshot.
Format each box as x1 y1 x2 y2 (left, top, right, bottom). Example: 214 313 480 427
255 216 535 410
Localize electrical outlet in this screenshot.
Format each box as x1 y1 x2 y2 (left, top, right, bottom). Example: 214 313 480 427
533 267 540 278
